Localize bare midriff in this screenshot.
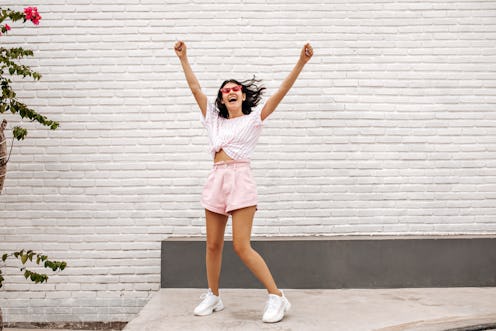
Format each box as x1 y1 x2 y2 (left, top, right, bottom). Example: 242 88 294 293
214 149 234 163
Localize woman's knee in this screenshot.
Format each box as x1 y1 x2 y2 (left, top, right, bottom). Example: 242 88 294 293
232 241 252 257
206 240 223 254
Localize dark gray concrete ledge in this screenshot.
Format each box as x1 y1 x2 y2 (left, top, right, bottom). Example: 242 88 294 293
161 235 496 289
164 234 496 240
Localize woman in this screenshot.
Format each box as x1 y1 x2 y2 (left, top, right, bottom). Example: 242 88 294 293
174 40 313 323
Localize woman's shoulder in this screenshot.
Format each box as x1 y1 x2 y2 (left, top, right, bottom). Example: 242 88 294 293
250 101 265 125
200 97 219 126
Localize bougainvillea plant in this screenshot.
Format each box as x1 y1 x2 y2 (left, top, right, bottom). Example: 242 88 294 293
0 250 67 288
0 7 66 288
1 6 59 141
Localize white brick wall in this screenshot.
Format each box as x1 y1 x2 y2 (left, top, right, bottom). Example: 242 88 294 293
1 0 495 323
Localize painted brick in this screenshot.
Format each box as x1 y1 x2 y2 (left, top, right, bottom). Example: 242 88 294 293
1 0 495 324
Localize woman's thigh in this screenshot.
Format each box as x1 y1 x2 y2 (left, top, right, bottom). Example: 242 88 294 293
205 209 229 248
231 206 257 249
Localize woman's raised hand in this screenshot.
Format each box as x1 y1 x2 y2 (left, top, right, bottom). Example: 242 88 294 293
299 43 314 64
174 40 187 59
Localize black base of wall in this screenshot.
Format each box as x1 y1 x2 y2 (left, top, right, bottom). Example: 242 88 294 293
161 236 496 289
3 322 127 330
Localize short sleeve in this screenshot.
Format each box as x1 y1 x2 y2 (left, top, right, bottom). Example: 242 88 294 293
200 97 217 127
252 103 265 127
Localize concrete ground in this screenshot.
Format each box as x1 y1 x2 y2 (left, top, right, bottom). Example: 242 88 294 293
122 288 496 331
5 287 496 331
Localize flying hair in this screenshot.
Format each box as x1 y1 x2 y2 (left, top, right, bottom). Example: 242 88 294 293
215 76 266 119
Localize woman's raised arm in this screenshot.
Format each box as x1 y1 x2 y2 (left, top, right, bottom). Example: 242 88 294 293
261 43 313 121
174 41 208 116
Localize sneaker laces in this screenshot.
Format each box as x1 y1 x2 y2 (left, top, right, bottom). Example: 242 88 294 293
264 294 280 313
200 289 214 300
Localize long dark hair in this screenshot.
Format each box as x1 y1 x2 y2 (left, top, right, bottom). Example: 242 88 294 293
215 76 266 119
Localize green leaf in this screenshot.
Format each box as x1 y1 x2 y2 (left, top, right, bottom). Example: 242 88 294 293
21 253 28 264
38 274 48 284
13 126 27 140
2 253 7 262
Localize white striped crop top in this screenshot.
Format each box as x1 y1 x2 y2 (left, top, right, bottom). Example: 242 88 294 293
200 98 265 160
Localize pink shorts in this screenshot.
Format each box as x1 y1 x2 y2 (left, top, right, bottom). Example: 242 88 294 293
201 159 258 216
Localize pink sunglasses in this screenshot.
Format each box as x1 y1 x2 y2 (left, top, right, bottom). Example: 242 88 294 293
220 85 242 94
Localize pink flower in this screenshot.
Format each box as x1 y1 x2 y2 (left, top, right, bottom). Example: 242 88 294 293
5 24 11 31
24 7 33 20
24 7 41 25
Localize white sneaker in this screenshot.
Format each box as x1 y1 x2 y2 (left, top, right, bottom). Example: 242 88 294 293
262 290 291 323
193 288 225 316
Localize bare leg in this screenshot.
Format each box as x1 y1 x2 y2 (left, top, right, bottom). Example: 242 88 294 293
205 209 228 296
231 206 282 296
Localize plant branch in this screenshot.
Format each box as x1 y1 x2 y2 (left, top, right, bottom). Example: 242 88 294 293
1 250 67 288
